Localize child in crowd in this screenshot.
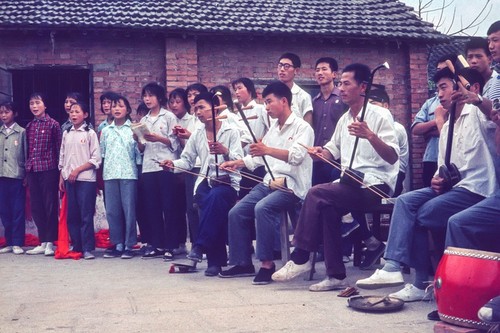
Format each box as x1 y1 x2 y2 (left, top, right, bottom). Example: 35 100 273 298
100 94 140 259
58 102 101 260
186 83 208 111
0 101 27 255
169 88 194 253
97 91 119 136
25 93 61 256
137 83 179 260
61 92 84 132
160 92 243 276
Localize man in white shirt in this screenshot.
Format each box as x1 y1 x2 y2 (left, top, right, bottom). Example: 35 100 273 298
272 63 399 291
277 52 313 126
219 81 314 285
356 67 496 302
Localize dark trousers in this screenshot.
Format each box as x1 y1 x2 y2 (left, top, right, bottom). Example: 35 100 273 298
136 166 149 244
312 161 341 186
66 181 96 252
142 171 177 250
28 169 59 243
422 162 437 188
293 182 388 277
172 173 187 246
185 168 200 244
194 180 237 267
0 177 25 246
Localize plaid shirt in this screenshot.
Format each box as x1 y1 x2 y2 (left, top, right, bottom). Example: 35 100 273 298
26 114 62 172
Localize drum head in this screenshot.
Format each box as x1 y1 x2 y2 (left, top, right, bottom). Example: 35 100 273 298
348 295 405 313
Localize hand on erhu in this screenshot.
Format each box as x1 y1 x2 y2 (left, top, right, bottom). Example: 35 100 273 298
158 160 174 171
249 140 268 157
307 146 325 161
431 176 445 195
348 118 374 139
208 141 228 155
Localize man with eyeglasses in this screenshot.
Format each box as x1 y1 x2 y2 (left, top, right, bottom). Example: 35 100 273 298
277 52 313 126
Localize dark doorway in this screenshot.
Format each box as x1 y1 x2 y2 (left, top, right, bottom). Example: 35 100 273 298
10 66 93 127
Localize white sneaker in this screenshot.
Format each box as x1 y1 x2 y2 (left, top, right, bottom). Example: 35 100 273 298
26 243 47 255
0 246 13 254
272 260 312 282
12 246 24 255
389 283 432 302
309 277 348 292
44 242 55 256
356 269 404 289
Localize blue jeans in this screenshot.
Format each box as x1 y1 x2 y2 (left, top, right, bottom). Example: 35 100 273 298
184 169 200 244
194 180 237 267
228 183 300 265
66 181 97 252
0 177 25 246
446 190 500 253
104 179 137 248
384 187 484 272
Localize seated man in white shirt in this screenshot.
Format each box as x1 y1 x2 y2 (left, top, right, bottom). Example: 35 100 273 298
356 67 497 302
271 63 400 291
219 81 314 285
277 52 313 125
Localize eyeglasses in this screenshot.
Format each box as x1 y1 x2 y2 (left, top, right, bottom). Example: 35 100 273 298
278 62 294 70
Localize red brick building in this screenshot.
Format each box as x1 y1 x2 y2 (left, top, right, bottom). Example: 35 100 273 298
0 0 446 189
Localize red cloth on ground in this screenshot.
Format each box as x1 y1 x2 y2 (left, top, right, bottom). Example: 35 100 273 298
0 234 39 247
54 193 82 260
95 229 112 248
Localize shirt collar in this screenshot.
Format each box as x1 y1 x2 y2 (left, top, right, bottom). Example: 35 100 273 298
34 114 50 122
313 87 341 101
145 107 168 120
110 119 131 128
70 122 89 131
291 82 300 94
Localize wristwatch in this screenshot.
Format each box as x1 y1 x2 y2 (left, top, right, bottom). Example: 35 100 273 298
472 93 483 106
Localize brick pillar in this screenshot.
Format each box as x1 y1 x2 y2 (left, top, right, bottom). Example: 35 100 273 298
408 43 430 190
165 37 199 92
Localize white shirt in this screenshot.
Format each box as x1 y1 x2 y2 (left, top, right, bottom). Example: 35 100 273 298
291 83 313 119
437 104 498 197
324 104 400 193
243 113 314 200
175 112 201 167
394 122 409 173
59 125 101 182
173 120 243 193
140 108 179 173
219 108 253 145
236 100 270 155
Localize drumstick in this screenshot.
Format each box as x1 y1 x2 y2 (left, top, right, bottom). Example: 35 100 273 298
206 115 258 121
239 115 258 121
297 143 390 199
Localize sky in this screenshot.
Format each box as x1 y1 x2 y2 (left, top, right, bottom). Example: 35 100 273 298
401 0 498 36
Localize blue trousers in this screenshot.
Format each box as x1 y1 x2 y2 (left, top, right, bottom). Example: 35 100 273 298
228 183 300 265
104 179 137 248
184 169 200 244
0 177 25 246
194 180 237 267
65 181 96 252
384 187 484 272
446 190 500 253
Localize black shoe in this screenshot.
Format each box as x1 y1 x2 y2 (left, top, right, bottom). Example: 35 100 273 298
104 245 116 254
121 249 134 259
252 266 275 285
478 296 500 324
187 246 203 262
219 265 256 278
359 242 386 270
427 310 440 321
341 220 360 238
204 265 221 277
163 250 174 261
103 249 123 258
142 248 165 259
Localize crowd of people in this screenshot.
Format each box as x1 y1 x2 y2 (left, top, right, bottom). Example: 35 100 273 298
0 19 499 324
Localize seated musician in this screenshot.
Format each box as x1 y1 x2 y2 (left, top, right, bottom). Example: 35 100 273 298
271 63 400 291
219 81 314 285
160 92 243 277
356 67 497 301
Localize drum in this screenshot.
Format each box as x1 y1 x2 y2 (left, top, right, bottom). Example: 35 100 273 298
434 247 500 329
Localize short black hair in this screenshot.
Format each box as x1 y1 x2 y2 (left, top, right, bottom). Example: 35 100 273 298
465 37 490 57
110 94 133 120
186 83 208 95
487 20 500 35
231 77 257 99
65 92 83 102
209 85 233 112
0 100 18 114
437 53 458 66
67 101 90 132
342 63 371 85
279 52 301 68
262 81 292 107
433 67 485 95
100 91 120 113
136 102 149 117
141 82 167 106
193 92 220 108
368 85 390 105
29 92 47 104
433 67 455 85
315 57 338 72
169 88 190 112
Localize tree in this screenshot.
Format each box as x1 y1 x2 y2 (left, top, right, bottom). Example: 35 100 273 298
414 0 493 36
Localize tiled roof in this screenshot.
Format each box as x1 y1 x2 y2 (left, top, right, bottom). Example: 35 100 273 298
0 0 446 42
